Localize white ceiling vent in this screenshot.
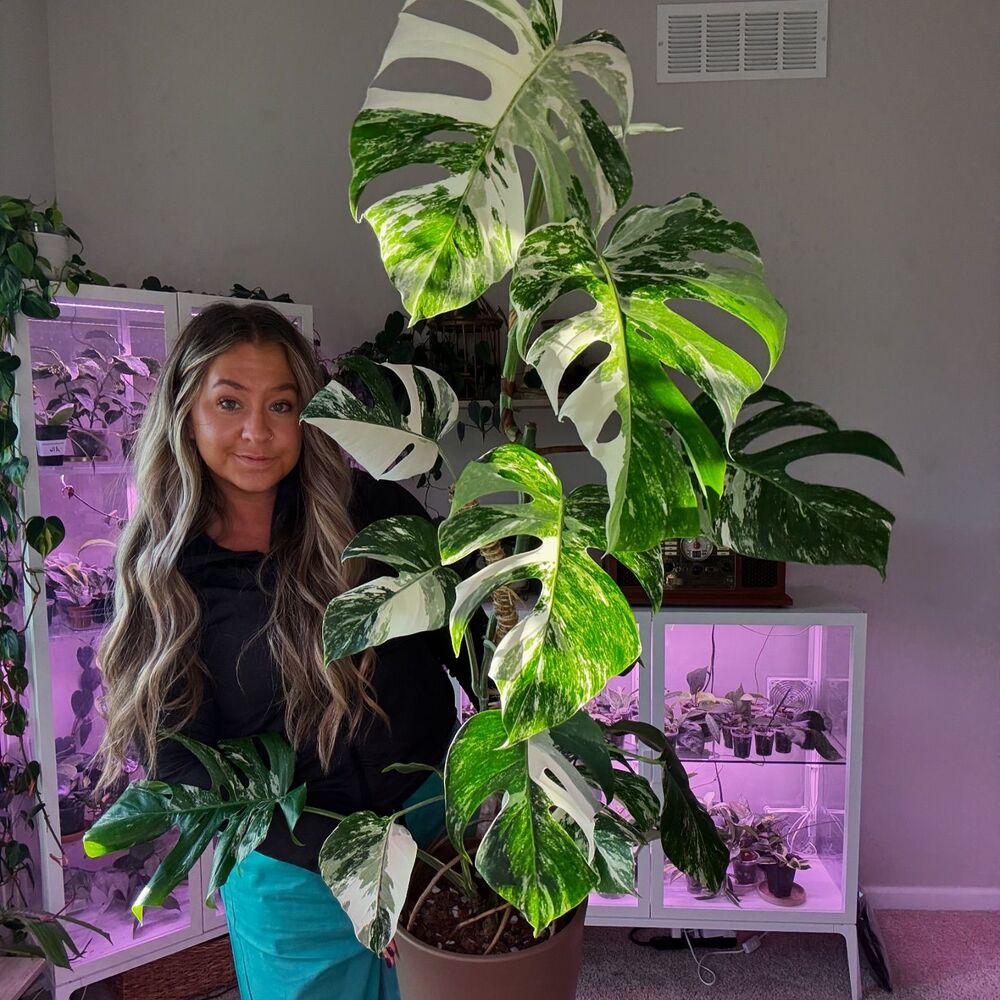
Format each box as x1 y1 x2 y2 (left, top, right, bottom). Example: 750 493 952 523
657 1 828 82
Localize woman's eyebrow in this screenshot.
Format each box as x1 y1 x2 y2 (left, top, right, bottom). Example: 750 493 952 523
211 378 298 393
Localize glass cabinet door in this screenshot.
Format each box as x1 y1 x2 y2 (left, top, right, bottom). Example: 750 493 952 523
25 287 203 964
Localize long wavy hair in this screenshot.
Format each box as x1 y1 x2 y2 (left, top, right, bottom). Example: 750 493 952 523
92 302 380 799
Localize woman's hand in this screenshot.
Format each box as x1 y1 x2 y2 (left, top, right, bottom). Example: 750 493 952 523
381 937 398 968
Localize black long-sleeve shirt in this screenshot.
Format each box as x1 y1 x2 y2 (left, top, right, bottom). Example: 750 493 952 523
143 467 477 873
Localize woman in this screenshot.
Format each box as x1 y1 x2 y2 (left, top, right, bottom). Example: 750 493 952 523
92 302 474 999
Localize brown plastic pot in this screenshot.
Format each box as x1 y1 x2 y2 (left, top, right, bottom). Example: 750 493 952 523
395 897 588 1000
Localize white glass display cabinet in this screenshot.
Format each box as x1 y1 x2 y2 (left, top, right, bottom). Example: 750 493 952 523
455 600 867 999
9 284 312 999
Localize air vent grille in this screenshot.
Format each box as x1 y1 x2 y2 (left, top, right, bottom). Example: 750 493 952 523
658 1 828 82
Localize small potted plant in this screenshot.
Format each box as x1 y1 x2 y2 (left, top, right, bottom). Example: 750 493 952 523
33 383 75 466
45 552 116 629
30 201 81 279
586 686 639 748
758 847 811 899
773 710 842 761
731 844 761 894
31 332 160 462
730 723 753 759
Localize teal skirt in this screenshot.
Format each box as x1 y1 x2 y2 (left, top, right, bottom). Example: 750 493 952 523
219 769 447 1000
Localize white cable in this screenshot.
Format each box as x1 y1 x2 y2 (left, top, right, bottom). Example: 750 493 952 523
682 929 767 987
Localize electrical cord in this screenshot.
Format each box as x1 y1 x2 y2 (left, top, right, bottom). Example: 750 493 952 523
682 929 767 987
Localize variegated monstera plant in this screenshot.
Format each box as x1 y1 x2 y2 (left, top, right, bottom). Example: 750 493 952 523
83 0 900 956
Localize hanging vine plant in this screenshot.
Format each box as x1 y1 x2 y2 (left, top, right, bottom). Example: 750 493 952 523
1 194 112 965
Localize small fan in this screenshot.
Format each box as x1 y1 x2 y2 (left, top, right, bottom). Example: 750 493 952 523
767 677 815 712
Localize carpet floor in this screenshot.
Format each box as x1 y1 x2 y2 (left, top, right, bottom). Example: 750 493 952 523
72 910 1000 1000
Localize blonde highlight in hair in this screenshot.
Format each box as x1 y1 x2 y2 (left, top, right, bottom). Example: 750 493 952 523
92 302 381 799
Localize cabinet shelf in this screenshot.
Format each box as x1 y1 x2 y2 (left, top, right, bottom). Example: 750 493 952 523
673 743 846 767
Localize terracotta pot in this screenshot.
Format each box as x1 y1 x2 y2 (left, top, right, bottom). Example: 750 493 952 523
395 897 588 1000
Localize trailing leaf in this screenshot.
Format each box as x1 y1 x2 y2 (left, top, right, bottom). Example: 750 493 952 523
323 515 459 660
510 195 786 551
349 0 634 320
318 812 417 954
301 357 457 480
439 444 641 742
82 733 306 920
444 711 600 933
695 386 903 578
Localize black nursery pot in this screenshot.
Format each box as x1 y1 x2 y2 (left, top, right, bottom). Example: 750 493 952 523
775 731 793 753
731 730 752 759
754 728 775 756
59 797 86 836
35 425 68 466
722 725 734 749
763 863 797 898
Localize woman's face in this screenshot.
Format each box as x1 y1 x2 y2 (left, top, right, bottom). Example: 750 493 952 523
187 340 303 502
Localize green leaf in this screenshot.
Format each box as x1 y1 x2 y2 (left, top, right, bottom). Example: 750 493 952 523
444 711 599 934
439 444 641 743
82 733 307 921
322 515 459 659
551 709 616 801
318 812 417 954
25 515 65 556
700 386 903 579
510 195 787 550
7 242 35 276
349 0 634 320
565 810 639 896
300 359 457 480
659 744 729 892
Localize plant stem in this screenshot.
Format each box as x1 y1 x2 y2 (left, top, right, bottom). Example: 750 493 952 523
499 171 545 444
407 853 462 932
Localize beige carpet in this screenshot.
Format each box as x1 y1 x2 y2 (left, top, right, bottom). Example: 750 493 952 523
69 910 1000 999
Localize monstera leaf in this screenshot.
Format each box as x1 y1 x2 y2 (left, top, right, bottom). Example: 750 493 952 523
509 195 787 551
301 357 457 480
349 0 634 320
318 812 417 954
439 444 651 743
444 710 601 933
696 386 903 578
82 733 306 920
323 515 459 660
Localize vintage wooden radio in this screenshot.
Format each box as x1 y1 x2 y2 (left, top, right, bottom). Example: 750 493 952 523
604 535 791 607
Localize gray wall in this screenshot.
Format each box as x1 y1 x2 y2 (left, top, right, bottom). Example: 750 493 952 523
13 1 1000 900
0 0 56 199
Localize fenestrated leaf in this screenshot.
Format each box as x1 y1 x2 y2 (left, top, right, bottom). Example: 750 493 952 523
510 195 786 551
696 386 903 579
439 444 641 743
444 710 599 933
564 484 664 611
659 744 729 892
82 733 307 921
323 515 459 660
349 0 634 320
301 358 457 480
318 812 417 954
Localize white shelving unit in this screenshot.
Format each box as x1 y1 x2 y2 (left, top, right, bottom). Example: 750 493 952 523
8 284 312 1000
456 599 867 999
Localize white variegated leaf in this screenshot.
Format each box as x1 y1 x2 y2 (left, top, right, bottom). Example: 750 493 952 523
301 358 457 481
564 810 640 897
510 195 787 551
443 710 599 933
323 516 459 660
318 812 417 954
439 444 641 743
349 0 634 320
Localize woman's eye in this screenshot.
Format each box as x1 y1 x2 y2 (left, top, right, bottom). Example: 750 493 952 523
217 398 294 412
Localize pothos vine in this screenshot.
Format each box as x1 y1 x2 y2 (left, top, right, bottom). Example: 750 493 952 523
1 194 113 966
